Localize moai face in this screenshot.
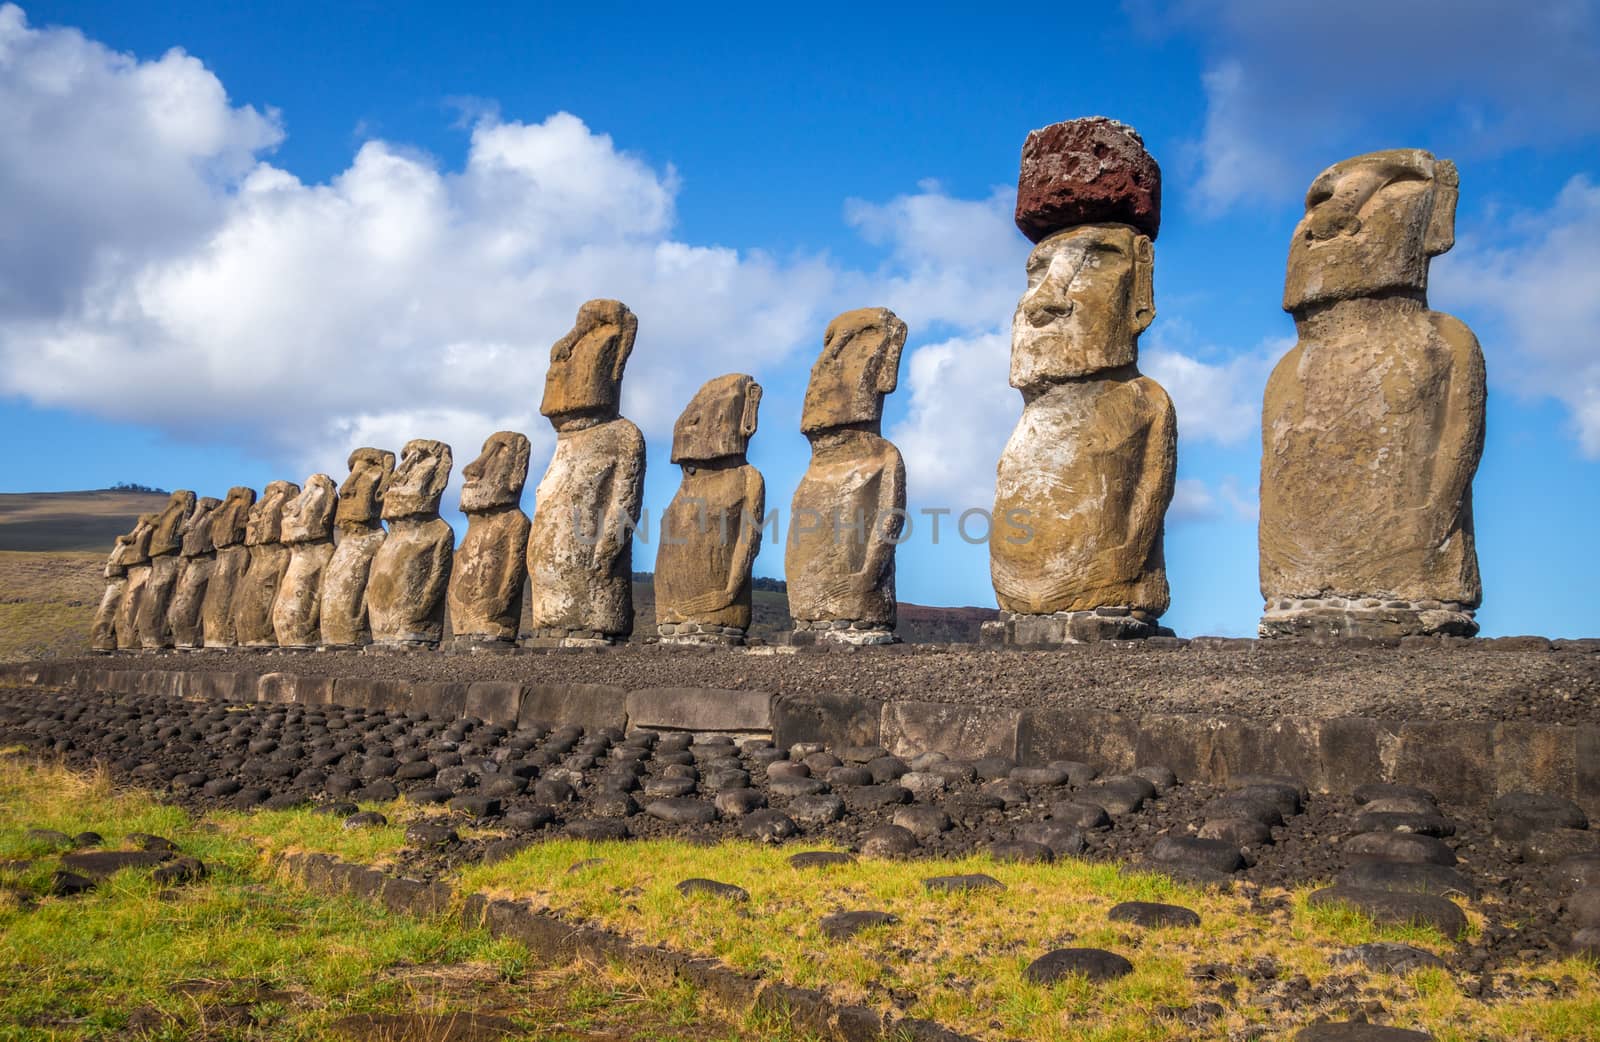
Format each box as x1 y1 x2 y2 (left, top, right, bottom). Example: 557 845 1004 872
335 448 395 526
1284 149 1458 311
282 474 338 544
382 439 452 521
127 513 158 564
1010 224 1154 392
180 497 223 557
147 490 197 557
800 308 907 434
210 487 257 549
244 481 299 547
672 374 761 464
540 299 637 428
460 431 531 513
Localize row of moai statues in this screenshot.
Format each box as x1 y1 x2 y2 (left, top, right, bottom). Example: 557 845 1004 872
91 116 1485 650
91 298 911 652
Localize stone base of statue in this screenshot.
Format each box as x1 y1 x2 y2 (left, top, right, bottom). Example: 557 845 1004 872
318 640 368 653
790 619 898 646
657 622 746 647
364 637 440 653
981 608 1171 646
444 635 518 655
522 627 622 649
1259 597 1478 640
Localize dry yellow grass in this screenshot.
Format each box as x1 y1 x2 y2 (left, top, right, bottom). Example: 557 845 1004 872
0 550 103 662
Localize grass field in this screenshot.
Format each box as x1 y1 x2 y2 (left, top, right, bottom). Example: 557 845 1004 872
0 491 167 553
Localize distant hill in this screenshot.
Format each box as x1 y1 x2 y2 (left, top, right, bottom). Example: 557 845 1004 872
0 490 170 553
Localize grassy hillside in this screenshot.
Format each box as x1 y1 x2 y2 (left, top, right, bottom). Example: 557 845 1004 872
0 550 104 661
0 490 168 552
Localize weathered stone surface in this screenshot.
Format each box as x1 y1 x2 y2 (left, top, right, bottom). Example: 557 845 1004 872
200 487 256 648
1331 942 1447 975
233 480 299 647
368 439 454 648
137 490 196 649
1295 1024 1433 1042
320 448 395 648
92 526 138 651
786 308 907 643
1309 885 1467 938
993 134 1175 634
1023 947 1134 984
1108 901 1200 928
1015 117 1161 243
1261 150 1484 639
820 910 899 939
272 474 337 648
656 374 765 643
526 300 645 645
626 687 773 733
448 431 531 646
167 496 222 649
113 514 156 649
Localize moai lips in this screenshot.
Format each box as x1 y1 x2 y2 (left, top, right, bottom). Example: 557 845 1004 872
137 489 196 649
320 448 395 648
367 439 454 648
232 480 299 647
526 300 645 647
786 308 907 645
448 431 532 649
272 474 338 648
168 495 222 649
200 486 256 648
1260 149 1484 639
656 374 765 644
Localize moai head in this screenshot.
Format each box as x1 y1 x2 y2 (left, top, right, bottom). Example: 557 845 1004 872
382 439 452 521
147 489 197 557
282 474 338 545
1010 224 1155 390
179 497 223 557
105 532 134 577
800 308 907 434
672 374 762 464
244 481 299 547
210 487 257 549
335 448 395 527
540 299 638 429
460 431 531 513
1283 149 1459 312
127 513 158 565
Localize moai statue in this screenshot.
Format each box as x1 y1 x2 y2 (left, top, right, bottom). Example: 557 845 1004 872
320 448 395 649
656 374 765 645
200 487 256 648
113 514 157 650
167 496 223 649
786 308 907 645
525 299 645 647
986 117 1177 646
136 489 197 649
272 474 339 649
91 531 137 652
231 480 299 648
367 439 454 649
446 432 532 652
1260 150 1485 639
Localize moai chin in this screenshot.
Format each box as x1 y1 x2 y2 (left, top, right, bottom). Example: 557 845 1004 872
136 489 197 650
167 495 222 650
446 431 532 651
200 487 256 648
786 307 907 646
231 480 299 648
366 439 454 649
986 117 1178 646
320 448 395 649
656 374 765 645
271 474 339 649
525 299 646 647
113 514 158 651
1259 149 1485 639
91 528 137 652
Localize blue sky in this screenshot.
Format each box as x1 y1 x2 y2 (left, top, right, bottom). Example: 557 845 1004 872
3 1 1598 637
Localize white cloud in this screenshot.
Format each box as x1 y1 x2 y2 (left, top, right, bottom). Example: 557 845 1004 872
1169 478 1218 521
1142 324 1285 446
888 331 1014 510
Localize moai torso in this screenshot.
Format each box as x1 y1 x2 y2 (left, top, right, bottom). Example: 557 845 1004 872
656 374 766 641
233 481 298 647
785 308 907 642
1259 150 1484 638
525 299 645 645
92 533 134 652
320 448 395 648
448 432 532 646
200 487 255 648
168 496 222 649
137 490 196 649
272 475 338 648
114 515 156 650
367 440 454 647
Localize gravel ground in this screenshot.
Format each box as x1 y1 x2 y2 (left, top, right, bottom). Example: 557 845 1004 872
55 637 1600 726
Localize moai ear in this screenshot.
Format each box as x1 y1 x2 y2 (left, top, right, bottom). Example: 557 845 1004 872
508 432 532 483
740 381 763 438
1131 234 1156 336
426 444 454 499
1425 159 1458 258
875 313 908 395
